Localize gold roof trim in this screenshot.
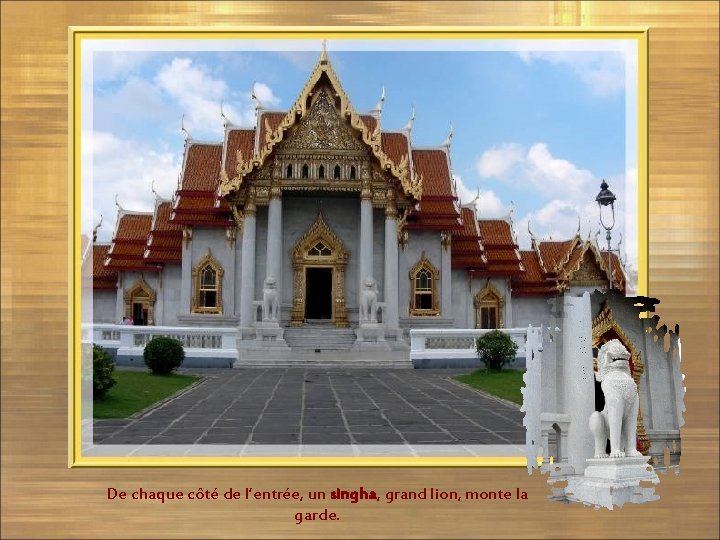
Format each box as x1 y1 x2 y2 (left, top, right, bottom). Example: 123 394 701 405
219 55 423 201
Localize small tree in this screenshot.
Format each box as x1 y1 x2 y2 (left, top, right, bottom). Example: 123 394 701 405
93 344 116 398
476 330 518 371
144 336 185 375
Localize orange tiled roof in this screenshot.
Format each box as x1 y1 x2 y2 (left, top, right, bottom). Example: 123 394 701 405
360 114 377 134
224 128 255 179
257 111 286 152
600 250 626 291
476 220 523 274
513 239 626 295
180 144 223 191
91 244 118 290
145 201 182 264
172 142 233 227
538 239 576 274
105 213 159 271
451 207 485 269
512 250 559 295
412 149 453 197
478 220 514 246
381 132 409 168
408 149 461 231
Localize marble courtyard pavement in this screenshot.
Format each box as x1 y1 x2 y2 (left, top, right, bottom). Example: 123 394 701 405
93 368 524 446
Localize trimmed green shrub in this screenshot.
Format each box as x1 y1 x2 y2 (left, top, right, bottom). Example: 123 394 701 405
143 336 185 375
93 344 116 398
475 330 518 371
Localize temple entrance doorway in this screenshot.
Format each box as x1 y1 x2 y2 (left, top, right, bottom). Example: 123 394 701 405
305 267 333 320
290 213 349 327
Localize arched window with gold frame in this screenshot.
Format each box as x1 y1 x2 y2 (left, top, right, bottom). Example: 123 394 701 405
192 249 224 314
123 276 156 326
474 283 504 329
409 253 439 316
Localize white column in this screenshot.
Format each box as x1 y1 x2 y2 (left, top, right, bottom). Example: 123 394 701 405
239 200 257 329
504 277 513 327
266 192 282 293
180 229 192 314
359 187 374 294
440 231 452 318
384 203 399 330
561 291 595 474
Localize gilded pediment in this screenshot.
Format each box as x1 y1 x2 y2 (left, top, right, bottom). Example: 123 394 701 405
278 89 368 153
568 250 609 286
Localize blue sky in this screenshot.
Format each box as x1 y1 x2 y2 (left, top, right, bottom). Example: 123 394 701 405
83 39 638 284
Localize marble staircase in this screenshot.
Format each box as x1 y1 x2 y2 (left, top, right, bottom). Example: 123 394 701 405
235 322 411 368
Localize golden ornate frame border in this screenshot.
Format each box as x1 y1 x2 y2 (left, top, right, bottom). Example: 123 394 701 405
70 26 648 467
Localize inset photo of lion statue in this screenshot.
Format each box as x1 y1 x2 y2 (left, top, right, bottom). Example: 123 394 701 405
522 290 684 509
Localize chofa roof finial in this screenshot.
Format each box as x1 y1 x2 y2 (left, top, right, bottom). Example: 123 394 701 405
374 84 385 115
92 214 103 242
320 39 328 63
251 81 263 111
114 193 125 213
180 114 191 141
527 219 537 245
402 104 415 134
220 100 229 128
441 122 454 148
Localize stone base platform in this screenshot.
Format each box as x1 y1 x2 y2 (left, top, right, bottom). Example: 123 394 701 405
554 456 660 509
234 349 412 368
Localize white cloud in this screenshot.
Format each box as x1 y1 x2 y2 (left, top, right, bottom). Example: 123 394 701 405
93 51 155 83
154 58 256 136
473 141 636 286
477 142 594 199
516 51 625 97
513 169 636 293
476 143 524 177
86 131 181 242
95 75 173 128
454 175 509 218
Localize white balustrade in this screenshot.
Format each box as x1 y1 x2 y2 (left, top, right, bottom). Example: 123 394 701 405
81 323 238 362
409 328 528 362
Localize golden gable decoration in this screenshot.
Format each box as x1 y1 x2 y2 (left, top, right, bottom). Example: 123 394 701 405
219 53 422 203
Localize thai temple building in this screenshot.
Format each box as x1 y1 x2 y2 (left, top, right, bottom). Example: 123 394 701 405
85 49 626 366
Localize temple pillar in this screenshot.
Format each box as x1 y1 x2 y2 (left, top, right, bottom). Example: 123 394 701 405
359 181 374 296
180 227 192 314
239 194 257 330
383 192 399 333
561 291 595 474
265 188 282 296
440 231 452 317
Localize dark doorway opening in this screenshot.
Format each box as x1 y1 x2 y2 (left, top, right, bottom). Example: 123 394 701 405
132 302 148 326
305 267 333 320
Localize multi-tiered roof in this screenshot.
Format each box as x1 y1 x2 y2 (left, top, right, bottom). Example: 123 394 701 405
98 50 625 294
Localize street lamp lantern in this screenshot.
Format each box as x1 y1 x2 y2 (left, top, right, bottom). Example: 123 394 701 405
596 180 616 208
595 180 617 290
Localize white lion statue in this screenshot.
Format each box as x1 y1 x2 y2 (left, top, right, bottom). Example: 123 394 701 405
588 339 642 459
262 276 280 322
359 277 378 323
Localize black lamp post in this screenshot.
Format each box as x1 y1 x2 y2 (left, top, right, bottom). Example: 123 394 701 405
595 180 616 290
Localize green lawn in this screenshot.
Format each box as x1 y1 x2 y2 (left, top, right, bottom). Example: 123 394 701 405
454 369 524 405
93 370 199 419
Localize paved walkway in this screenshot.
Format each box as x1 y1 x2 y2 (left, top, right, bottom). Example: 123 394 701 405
94 368 524 446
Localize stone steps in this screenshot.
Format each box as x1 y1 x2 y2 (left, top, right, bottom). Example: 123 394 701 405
283 326 357 351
